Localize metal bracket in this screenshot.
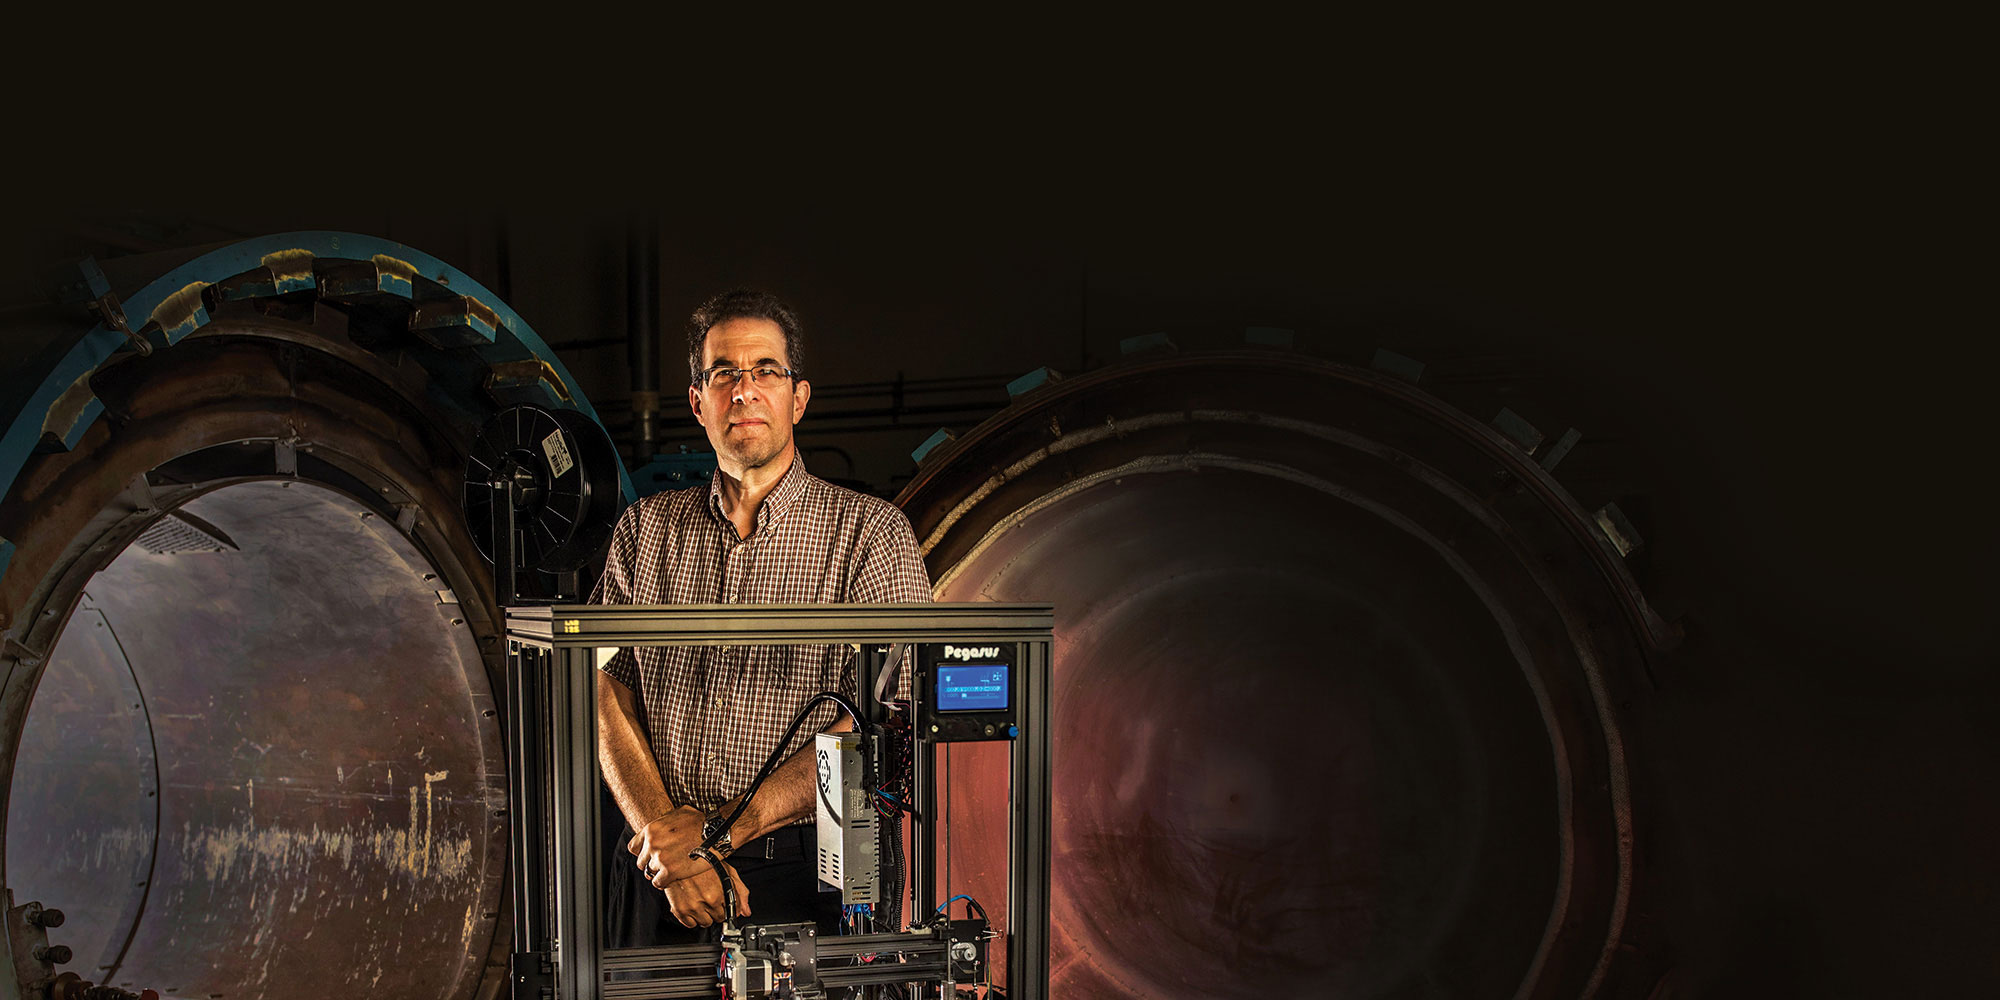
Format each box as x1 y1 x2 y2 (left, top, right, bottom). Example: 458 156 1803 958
912 428 956 465
78 256 152 357
1371 348 1426 382
1539 427 1583 472
509 951 552 1000
5 890 58 994
3 635 45 668
116 473 160 516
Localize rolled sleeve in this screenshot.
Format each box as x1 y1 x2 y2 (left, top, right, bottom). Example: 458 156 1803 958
850 507 934 605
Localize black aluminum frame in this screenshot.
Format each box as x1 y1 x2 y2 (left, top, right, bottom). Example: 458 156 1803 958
503 603 1054 1000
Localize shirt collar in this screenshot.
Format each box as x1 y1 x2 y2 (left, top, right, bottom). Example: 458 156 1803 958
707 450 809 533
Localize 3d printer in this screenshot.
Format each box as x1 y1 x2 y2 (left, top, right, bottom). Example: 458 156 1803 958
501 606 1052 1000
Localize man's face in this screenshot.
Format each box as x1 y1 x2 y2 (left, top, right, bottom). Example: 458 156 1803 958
689 317 811 473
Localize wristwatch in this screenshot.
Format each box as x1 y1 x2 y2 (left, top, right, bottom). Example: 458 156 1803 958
701 811 733 855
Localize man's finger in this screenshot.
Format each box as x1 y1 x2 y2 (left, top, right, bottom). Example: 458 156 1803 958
626 830 643 856
680 881 726 926
651 853 699 889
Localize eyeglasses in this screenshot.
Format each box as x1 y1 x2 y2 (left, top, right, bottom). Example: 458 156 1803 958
697 365 800 390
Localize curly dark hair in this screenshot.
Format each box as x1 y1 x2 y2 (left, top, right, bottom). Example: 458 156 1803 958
687 289 805 385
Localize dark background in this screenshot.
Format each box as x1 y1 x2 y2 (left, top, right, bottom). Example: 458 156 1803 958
4 202 1990 995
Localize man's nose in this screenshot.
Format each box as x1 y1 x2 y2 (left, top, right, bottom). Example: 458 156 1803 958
731 377 761 405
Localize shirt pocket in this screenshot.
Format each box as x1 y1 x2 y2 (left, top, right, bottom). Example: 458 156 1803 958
758 644 829 696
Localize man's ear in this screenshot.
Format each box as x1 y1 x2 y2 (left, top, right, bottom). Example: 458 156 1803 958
689 384 704 422
792 379 811 421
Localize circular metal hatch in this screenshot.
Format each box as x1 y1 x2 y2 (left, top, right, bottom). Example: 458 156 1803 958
899 354 1667 999
0 234 626 999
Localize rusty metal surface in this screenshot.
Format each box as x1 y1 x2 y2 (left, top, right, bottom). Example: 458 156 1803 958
901 355 1658 999
7 481 505 998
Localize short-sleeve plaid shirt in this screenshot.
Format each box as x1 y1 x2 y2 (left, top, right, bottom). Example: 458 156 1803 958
590 452 933 817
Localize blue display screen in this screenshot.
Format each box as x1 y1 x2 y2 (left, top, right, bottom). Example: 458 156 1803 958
936 664 1010 712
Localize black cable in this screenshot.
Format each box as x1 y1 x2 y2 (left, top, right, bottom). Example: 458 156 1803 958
696 691 863 857
693 847 739 924
868 720 911 930
879 796 905 929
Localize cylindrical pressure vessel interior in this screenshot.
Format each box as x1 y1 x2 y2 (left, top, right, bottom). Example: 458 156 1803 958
901 355 1654 999
7 479 506 999
932 465 1559 997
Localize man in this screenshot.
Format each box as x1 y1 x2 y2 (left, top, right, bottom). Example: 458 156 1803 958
591 289 933 945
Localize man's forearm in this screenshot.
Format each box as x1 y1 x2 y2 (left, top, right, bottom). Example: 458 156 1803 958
721 714 855 846
598 674 677 830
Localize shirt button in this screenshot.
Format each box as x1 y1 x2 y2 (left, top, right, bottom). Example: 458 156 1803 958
706 752 719 763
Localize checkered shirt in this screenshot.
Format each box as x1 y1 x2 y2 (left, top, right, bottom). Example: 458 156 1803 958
591 452 933 817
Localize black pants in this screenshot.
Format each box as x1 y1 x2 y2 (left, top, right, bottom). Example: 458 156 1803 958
604 819 840 947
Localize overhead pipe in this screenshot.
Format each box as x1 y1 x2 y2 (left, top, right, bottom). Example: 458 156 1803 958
626 221 661 465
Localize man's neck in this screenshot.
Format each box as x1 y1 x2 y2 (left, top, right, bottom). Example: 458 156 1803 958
715 445 795 538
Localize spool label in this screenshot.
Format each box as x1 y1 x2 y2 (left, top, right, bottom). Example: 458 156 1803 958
542 429 574 478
